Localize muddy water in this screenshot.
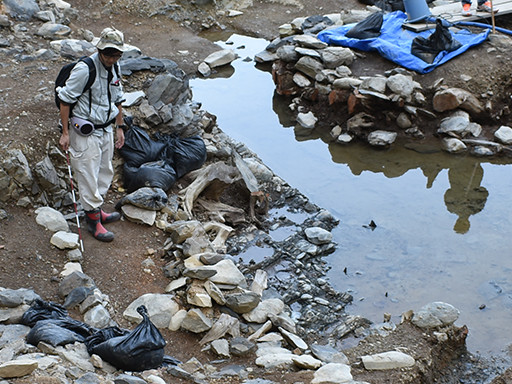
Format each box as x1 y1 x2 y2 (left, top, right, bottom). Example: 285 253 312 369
190 33 512 358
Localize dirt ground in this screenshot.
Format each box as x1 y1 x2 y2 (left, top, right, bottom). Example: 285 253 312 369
1 0 512 382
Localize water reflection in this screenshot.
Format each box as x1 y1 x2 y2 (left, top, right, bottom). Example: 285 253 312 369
207 65 235 79
272 103 502 235
324 141 499 234
444 162 488 234
272 92 295 128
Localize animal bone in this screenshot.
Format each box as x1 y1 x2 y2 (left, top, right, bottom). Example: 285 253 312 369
233 151 270 223
250 269 268 296
179 162 240 219
196 198 246 225
203 221 234 251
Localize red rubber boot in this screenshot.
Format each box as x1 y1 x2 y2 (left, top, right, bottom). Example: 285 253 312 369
85 209 114 242
100 209 121 224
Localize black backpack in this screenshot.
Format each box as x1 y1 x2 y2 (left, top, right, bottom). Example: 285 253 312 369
54 56 96 112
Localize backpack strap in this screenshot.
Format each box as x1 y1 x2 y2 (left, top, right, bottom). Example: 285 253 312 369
80 56 96 115
81 56 96 92
104 62 121 125
114 61 121 79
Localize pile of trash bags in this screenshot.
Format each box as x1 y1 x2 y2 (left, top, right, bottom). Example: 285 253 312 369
119 117 207 193
21 299 171 372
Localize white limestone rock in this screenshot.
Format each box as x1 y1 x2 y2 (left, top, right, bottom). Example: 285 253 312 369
297 111 318 129
123 293 179 328
443 138 467 153
50 231 79 250
361 350 415 370
255 353 295 369
0 359 38 378
368 130 397 146
412 302 460 328
169 309 187 331
205 259 247 287
494 125 512 144
35 206 69 232
203 49 237 68
292 354 323 369
305 226 333 245
242 298 285 323
312 363 353 383
198 61 211 77
59 262 82 277
121 205 157 226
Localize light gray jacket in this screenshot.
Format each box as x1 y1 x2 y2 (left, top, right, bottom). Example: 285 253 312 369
57 52 123 126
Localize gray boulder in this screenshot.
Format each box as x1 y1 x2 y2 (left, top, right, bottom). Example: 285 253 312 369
412 302 460 328
3 0 40 20
35 207 69 232
494 125 512 144
36 23 71 39
203 49 237 68
368 130 397 146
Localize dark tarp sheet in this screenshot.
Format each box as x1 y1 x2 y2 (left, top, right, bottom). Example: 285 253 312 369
317 11 490 74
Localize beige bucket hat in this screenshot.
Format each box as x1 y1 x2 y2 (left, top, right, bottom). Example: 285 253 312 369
96 27 128 51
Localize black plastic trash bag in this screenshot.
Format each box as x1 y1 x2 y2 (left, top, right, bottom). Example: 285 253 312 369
85 306 166 372
85 326 130 350
26 318 95 347
123 161 178 193
345 12 384 39
118 117 207 192
411 18 462 63
119 125 167 167
20 299 68 327
155 133 207 179
372 0 405 12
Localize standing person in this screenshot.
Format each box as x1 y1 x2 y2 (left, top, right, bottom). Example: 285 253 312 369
57 27 128 242
461 0 498 16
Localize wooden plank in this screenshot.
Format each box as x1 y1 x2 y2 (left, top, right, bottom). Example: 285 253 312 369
402 0 512 32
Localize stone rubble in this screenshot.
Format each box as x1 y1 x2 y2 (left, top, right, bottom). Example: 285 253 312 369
0 277 470 380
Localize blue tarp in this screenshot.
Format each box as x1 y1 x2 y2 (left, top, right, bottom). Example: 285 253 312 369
317 11 490 74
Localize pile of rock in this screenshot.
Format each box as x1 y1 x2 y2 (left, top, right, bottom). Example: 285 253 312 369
0 282 468 383
250 11 512 155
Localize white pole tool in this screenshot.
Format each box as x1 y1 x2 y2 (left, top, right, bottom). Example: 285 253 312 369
491 0 496 33
65 151 84 252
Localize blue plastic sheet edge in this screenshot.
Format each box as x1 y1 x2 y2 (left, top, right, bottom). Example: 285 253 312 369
317 11 490 74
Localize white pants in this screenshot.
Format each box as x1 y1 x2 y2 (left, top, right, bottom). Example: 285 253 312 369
69 127 114 212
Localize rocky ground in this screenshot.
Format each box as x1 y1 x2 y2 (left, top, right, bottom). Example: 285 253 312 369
1 0 512 383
